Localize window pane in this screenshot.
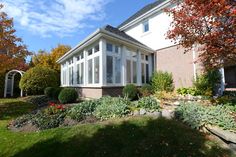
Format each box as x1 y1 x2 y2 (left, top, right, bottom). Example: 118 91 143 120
94 56 100 84
126 60 131 83
146 64 149 83
81 63 84 84
106 43 113 52
106 56 113 83
77 63 84 85
69 67 73 85
88 48 93 56
94 45 99 53
133 61 137 83
63 69 66 85
142 63 145 84
143 21 149 32
115 46 119 53
88 59 93 84
115 57 121 83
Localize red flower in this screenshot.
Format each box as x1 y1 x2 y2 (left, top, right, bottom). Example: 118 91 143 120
49 102 56 107
56 105 64 110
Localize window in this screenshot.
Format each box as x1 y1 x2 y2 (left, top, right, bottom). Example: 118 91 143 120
133 61 137 83
94 56 100 84
77 52 84 61
141 53 149 84
106 43 113 52
69 66 73 85
88 48 93 56
94 44 99 53
115 46 119 54
77 63 84 85
143 21 149 33
115 57 121 83
106 56 113 83
126 60 131 83
62 68 67 85
88 59 93 84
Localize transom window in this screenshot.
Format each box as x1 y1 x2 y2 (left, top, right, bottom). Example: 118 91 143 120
143 20 149 33
87 44 100 56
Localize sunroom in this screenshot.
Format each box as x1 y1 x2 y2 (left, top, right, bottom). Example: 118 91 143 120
57 25 154 98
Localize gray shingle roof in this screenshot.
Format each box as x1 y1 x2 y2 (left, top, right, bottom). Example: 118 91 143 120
102 25 149 47
118 0 166 28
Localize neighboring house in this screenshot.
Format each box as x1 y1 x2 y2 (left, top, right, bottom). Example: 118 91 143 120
57 0 234 98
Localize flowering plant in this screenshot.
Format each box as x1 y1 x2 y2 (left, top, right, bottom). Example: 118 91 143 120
45 102 65 115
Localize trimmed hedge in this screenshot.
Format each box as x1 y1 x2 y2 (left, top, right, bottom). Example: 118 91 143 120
58 88 78 104
44 87 61 100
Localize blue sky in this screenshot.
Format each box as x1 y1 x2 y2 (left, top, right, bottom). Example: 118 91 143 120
1 0 155 53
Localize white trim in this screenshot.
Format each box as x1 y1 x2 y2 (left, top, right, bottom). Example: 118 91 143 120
192 46 197 81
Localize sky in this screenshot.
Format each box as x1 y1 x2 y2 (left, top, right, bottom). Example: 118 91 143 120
1 0 155 53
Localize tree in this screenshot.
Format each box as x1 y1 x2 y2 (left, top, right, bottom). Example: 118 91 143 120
32 44 71 72
0 4 30 73
166 0 236 69
0 4 30 97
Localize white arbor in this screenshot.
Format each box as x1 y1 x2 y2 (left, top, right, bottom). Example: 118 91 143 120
4 70 25 97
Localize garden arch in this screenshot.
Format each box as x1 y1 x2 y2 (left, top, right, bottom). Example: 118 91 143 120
4 70 25 97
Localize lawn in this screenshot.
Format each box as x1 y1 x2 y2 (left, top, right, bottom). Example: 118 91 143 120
0 98 234 157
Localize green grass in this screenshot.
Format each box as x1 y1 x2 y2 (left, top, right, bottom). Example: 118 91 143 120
0 98 37 120
0 98 234 157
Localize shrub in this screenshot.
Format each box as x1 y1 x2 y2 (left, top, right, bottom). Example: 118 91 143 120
176 102 236 131
194 70 221 96
123 84 138 100
94 96 130 120
58 88 78 104
151 71 174 92
20 67 59 95
137 96 160 112
67 100 99 121
44 87 62 100
139 84 153 97
176 87 198 96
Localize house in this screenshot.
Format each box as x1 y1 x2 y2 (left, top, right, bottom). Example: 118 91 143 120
57 0 234 98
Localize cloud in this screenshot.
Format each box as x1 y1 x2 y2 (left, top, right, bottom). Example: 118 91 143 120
0 0 110 37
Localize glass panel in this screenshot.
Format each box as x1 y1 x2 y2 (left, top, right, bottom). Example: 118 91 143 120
94 45 99 53
69 67 73 85
133 61 137 83
88 59 93 84
144 21 149 32
94 56 100 84
115 45 119 54
142 63 145 84
146 55 149 61
106 56 113 83
81 52 84 59
88 48 93 56
115 57 121 83
146 64 149 83
63 69 66 85
77 63 84 84
126 60 131 83
106 43 113 52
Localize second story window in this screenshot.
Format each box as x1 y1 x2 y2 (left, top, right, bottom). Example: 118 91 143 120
143 21 149 33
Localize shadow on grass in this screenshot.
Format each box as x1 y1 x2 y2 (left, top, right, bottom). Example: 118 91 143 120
12 118 232 157
0 100 37 120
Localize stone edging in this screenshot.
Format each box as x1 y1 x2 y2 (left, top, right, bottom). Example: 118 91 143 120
205 125 236 144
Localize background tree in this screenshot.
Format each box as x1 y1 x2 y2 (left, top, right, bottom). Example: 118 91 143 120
32 44 71 72
166 0 236 69
0 4 30 97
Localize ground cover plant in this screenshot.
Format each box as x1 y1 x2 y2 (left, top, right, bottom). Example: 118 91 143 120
176 102 236 131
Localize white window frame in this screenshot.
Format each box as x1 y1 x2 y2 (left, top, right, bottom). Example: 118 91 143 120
86 43 100 86
76 51 85 86
68 59 74 86
106 42 122 86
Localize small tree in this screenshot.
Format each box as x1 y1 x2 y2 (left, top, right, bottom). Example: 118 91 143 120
20 67 59 95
